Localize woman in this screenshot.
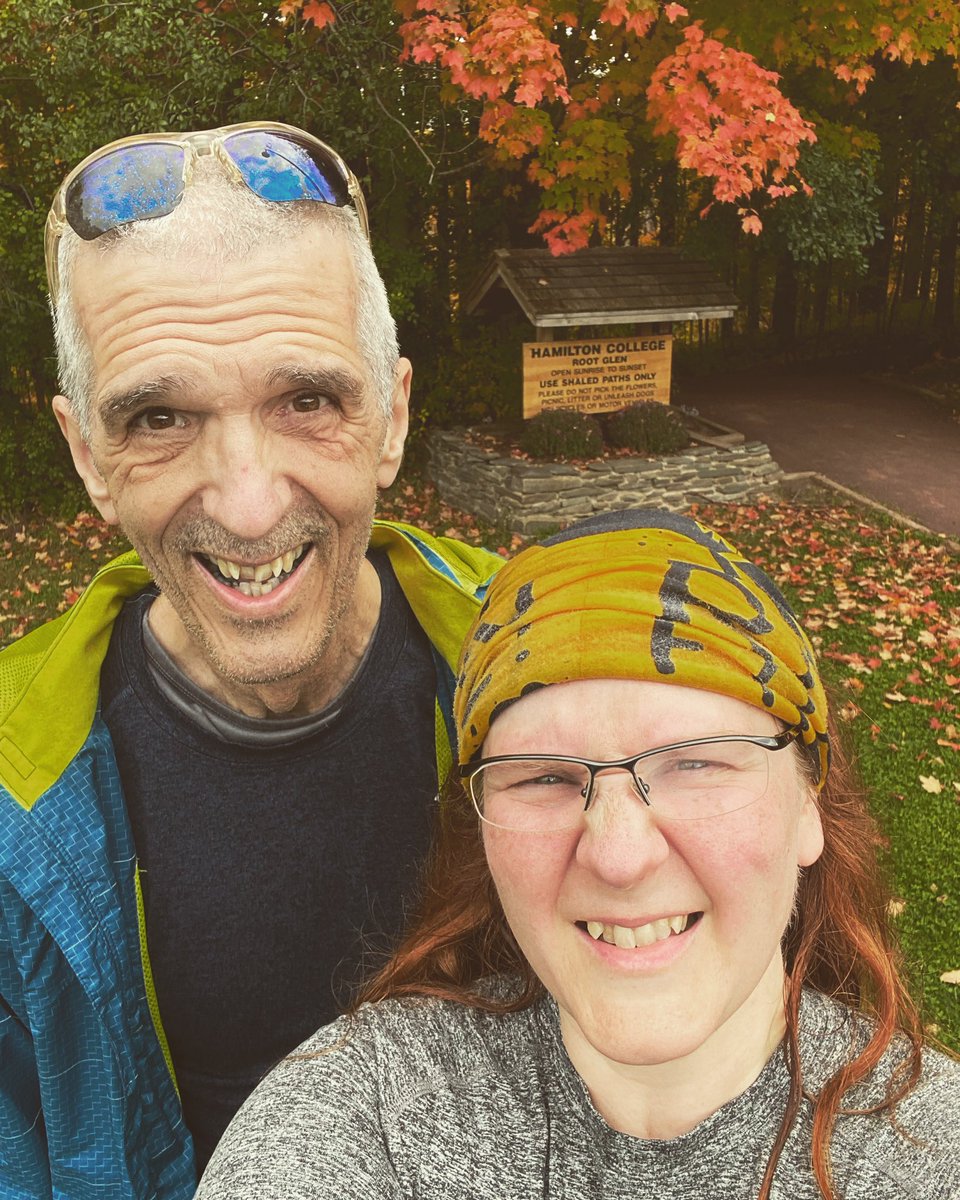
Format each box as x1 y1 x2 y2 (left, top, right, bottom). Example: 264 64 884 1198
197 509 959 1200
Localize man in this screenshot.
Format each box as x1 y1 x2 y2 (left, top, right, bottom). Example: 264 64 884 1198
0 123 500 1199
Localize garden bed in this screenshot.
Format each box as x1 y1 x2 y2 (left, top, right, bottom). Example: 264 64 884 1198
428 420 782 535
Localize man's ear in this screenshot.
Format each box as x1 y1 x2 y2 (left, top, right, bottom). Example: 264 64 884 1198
52 395 119 525
376 357 411 490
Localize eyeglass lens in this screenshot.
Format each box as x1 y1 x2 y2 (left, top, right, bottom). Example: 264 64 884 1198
222 131 348 205
63 132 351 242
472 740 773 831
65 143 186 240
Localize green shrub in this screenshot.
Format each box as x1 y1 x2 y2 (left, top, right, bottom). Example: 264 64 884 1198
602 402 688 456
520 409 603 460
413 326 524 437
0 404 87 518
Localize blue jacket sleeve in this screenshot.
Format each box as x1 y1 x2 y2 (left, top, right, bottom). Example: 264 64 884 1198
0 892 52 1199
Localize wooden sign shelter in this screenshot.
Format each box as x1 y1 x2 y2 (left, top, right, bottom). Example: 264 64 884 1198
523 333 673 417
463 247 738 419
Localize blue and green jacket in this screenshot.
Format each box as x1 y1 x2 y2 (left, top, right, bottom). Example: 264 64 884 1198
0 520 500 1199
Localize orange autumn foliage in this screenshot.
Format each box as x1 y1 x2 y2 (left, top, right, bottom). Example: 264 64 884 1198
277 0 335 29
271 1 960 253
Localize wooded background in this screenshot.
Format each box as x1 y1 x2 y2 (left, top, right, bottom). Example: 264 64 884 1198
1 0 958 484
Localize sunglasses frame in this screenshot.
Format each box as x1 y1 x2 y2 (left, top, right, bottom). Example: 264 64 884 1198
44 121 370 304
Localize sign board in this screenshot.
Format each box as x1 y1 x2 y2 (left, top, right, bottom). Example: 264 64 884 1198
522 334 673 419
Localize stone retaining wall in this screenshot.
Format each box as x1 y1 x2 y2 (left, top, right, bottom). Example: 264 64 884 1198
428 429 784 535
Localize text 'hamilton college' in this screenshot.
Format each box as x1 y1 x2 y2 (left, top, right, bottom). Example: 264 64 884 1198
522 335 673 418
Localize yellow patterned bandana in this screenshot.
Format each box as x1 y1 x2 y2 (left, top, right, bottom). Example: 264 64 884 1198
455 510 829 786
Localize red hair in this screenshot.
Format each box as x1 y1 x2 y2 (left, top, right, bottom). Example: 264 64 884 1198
357 714 925 1199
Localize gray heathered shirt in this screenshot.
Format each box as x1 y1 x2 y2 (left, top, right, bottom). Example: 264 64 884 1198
196 988 960 1199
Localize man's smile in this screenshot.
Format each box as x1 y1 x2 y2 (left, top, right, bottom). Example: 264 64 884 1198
196 543 310 597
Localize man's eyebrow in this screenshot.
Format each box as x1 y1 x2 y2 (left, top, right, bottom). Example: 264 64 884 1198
265 364 367 404
98 377 190 428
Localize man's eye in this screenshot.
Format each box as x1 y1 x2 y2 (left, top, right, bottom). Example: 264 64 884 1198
133 407 181 431
291 393 333 414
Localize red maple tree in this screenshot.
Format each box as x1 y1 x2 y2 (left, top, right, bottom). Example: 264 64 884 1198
277 1 959 252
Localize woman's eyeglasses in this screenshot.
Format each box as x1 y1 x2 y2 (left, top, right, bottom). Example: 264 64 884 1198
44 121 369 303
460 727 805 833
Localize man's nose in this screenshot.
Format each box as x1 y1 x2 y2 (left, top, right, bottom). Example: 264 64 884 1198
197 418 293 539
575 772 669 888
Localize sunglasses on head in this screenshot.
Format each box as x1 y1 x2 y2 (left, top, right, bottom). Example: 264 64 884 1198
44 121 369 303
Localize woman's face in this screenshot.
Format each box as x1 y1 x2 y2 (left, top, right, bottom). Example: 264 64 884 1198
481 679 824 1072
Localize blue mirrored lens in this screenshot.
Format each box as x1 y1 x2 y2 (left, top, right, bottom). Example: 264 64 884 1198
65 144 185 240
224 131 347 205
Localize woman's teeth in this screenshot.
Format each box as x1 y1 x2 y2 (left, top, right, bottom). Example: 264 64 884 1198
586 914 690 948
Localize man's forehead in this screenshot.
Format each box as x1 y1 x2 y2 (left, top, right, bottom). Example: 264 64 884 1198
71 219 356 310
71 223 368 416
72 224 357 345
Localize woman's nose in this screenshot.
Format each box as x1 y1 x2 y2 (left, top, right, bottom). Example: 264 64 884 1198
575 773 669 888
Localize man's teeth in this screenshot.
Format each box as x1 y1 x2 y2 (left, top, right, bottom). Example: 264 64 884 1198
585 914 690 948
207 544 306 595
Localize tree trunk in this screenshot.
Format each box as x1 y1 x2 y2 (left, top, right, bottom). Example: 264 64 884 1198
658 160 679 247
744 243 762 335
434 181 453 348
900 182 927 303
814 263 832 336
933 211 958 343
860 133 901 317
771 254 798 343
916 218 934 315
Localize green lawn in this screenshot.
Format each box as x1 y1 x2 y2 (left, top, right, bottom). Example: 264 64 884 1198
2 488 957 1050
686 498 960 1052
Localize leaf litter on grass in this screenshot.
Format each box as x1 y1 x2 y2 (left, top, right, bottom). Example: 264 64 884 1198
2 490 958 1046
689 499 960 1048
1 512 131 643
376 489 959 1041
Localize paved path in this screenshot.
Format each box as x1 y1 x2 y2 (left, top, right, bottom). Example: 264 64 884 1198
682 367 960 537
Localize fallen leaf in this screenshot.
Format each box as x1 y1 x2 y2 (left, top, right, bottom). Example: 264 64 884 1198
940 970 960 985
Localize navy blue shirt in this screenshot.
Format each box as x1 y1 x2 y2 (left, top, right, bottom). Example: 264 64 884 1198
100 552 438 1173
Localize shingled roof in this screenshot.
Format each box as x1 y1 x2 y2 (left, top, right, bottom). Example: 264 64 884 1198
463 246 738 328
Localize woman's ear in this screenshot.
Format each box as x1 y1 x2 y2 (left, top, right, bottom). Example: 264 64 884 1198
796 788 824 869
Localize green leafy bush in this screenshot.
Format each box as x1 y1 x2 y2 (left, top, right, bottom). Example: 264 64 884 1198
414 327 523 435
602 402 688 456
0 405 87 518
520 409 603 460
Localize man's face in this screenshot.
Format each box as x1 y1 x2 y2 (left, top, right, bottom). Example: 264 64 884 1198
54 224 409 706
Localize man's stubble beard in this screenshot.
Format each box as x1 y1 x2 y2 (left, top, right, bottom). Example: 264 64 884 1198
136 506 374 691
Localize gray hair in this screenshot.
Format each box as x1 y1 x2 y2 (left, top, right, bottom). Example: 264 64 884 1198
52 158 399 440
